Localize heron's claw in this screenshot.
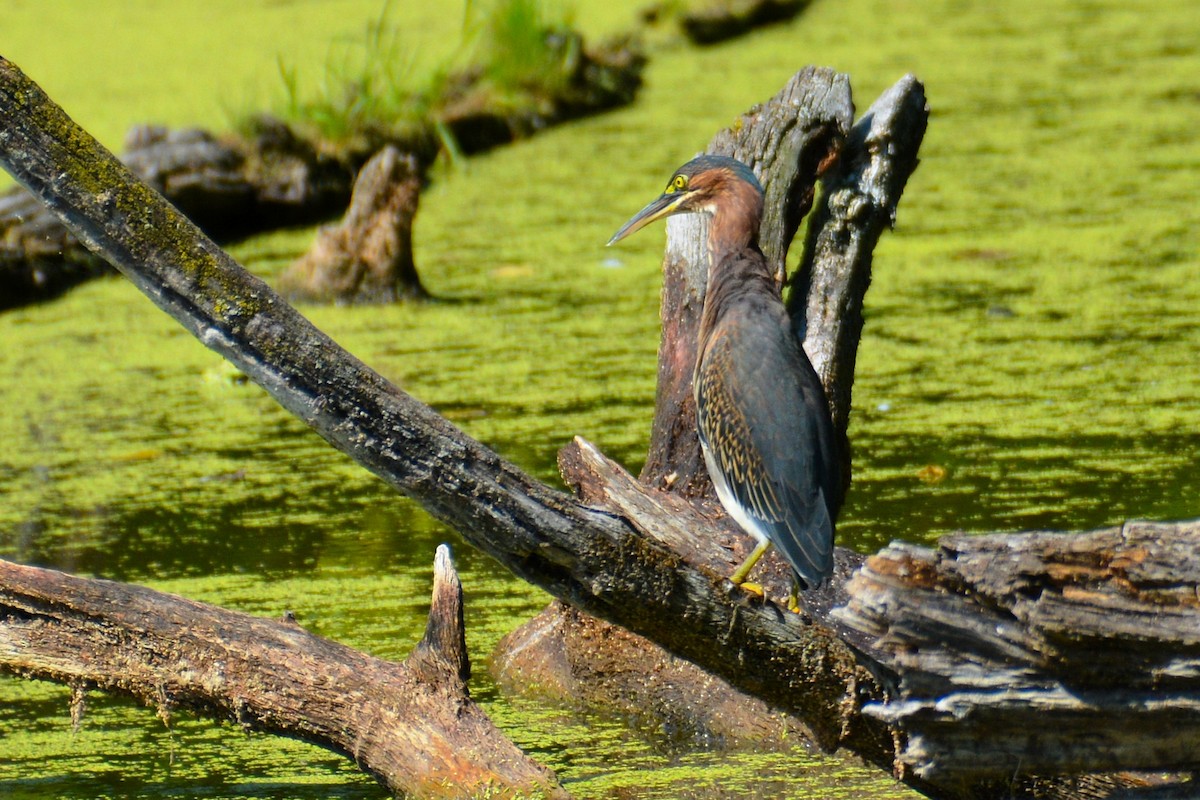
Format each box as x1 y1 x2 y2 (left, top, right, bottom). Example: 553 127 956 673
787 592 801 614
737 581 765 598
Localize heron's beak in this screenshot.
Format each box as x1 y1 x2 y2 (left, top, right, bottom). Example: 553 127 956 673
607 192 690 246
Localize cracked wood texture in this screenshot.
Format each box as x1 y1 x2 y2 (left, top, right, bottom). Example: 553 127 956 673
0 54 903 793
838 520 1200 787
3 53 1198 800
0 547 565 799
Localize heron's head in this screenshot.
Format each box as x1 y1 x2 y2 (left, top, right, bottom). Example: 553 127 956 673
608 155 764 246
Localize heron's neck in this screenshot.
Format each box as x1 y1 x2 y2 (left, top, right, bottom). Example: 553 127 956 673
704 182 763 266
699 188 775 349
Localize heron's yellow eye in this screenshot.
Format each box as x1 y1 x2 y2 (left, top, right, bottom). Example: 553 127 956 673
669 174 688 192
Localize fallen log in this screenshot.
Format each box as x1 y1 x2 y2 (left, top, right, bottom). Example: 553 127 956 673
838 520 1200 785
0 546 565 799
0 32 643 310
3 54 1199 800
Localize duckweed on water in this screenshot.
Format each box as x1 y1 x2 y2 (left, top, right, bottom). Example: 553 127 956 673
1 0 1198 797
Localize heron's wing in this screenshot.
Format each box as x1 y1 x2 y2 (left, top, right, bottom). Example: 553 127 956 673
695 321 835 589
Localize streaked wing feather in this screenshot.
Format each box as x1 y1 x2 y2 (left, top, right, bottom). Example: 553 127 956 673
696 321 835 588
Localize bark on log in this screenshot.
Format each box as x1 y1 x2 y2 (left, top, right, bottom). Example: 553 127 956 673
3 54 1199 800
786 75 928 451
279 145 428 303
0 53 902 787
837 520 1200 786
0 546 565 799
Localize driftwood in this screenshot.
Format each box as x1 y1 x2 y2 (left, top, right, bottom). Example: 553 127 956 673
0 34 643 310
839 520 1200 786
0 545 565 798
493 65 890 742
279 145 428 303
3 54 1200 800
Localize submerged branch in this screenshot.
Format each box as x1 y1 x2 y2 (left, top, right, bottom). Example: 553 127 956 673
0 53 898 778
3 54 1198 800
0 547 564 798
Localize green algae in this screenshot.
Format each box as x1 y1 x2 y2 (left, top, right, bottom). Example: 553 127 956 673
1 0 1199 797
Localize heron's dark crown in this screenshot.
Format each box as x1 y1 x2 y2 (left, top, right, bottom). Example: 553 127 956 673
665 155 763 197
607 154 765 249
668 156 765 254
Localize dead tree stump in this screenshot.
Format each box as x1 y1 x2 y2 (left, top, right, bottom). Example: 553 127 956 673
10 53 1200 798
279 145 427 303
492 67 921 749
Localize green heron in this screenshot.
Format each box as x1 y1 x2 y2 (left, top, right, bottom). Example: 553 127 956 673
609 154 840 594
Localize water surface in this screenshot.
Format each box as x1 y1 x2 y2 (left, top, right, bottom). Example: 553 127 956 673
1 0 1197 797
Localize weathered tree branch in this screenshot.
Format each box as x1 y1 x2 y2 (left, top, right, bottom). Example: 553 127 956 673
787 74 927 452
0 53 900 786
0 546 565 798
3 53 1198 800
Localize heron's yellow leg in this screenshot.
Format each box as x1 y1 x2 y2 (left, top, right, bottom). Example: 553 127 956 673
729 539 772 586
787 582 801 613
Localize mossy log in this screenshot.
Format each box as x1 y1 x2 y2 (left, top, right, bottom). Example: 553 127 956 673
0 33 643 310
0 546 566 799
279 145 428 304
3 54 1200 800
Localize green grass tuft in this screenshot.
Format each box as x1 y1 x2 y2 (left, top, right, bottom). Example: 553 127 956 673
250 1 446 151
471 0 578 102
244 0 578 153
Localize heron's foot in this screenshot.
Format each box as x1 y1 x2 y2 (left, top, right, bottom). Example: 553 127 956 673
737 581 765 598
787 588 801 614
